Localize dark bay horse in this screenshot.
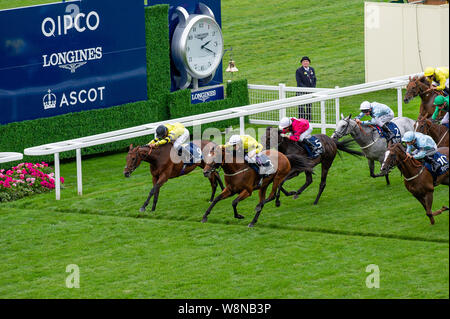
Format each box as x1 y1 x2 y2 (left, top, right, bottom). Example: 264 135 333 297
380 143 449 225
404 75 444 119
202 146 310 227
124 140 224 212
263 127 363 205
415 116 449 148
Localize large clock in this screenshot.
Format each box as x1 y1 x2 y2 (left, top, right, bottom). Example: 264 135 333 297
171 3 224 90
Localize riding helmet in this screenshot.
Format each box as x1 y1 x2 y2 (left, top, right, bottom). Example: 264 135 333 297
279 117 292 130
402 131 416 143
156 125 168 139
360 101 371 111
228 135 242 146
424 67 435 77
433 95 445 106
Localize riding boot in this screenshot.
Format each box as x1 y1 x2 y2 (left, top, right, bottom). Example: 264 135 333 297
303 138 318 158
381 124 394 142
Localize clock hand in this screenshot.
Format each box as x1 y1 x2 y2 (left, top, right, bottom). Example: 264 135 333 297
201 40 211 49
202 47 216 56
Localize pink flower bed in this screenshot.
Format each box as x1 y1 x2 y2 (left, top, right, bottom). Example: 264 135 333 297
0 162 64 202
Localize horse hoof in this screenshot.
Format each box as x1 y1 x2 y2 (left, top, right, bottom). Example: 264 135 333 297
275 201 281 207
248 223 255 228
201 217 208 223
235 214 245 219
293 195 299 200
139 207 146 213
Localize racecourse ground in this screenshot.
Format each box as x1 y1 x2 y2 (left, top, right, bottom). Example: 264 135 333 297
0 0 448 299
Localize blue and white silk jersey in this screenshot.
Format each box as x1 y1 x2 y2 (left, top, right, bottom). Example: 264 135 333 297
406 132 437 159
355 102 394 125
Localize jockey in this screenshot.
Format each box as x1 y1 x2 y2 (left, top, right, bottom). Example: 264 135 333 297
432 95 449 127
149 122 191 159
355 101 395 142
278 117 319 158
225 135 270 186
402 131 438 167
424 66 449 96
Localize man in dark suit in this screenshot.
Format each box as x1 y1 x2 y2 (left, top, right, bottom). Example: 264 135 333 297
295 56 317 120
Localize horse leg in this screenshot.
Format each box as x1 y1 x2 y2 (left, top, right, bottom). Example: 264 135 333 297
280 170 301 197
215 171 225 190
201 187 233 223
207 173 218 203
414 192 435 225
232 190 251 219
293 171 313 200
141 175 167 213
249 185 269 228
432 206 449 216
313 164 330 205
151 176 160 212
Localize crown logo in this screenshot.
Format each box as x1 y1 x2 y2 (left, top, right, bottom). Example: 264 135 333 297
43 89 57 110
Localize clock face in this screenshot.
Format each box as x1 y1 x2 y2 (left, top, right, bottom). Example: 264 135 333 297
184 17 223 78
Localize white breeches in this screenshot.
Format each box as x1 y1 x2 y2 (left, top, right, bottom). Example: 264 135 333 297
173 128 190 149
374 114 394 127
441 112 449 125
299 126 313 142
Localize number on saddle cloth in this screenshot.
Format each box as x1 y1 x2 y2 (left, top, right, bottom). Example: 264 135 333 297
374 122 401 143
303 136 323 158
178 142 203 165
248 154 275 176
424 152 449 179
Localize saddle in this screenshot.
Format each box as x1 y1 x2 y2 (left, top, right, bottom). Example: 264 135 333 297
248 154 275 177
373 122 401 143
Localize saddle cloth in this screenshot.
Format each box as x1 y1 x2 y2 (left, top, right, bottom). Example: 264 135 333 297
374 122 401 142
424 152 449 179
306 136 324 158
180 142 203 165
248 154 275 176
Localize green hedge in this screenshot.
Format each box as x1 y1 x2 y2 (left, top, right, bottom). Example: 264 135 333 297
0 4 249 169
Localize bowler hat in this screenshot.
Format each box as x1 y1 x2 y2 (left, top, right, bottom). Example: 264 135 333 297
300 56 311 63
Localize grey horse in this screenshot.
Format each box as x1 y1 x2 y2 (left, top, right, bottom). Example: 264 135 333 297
331 114 415 185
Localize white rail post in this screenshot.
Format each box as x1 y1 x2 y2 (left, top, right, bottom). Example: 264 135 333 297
54 152 60 200
279 83 286 121
397 87 403 117
240 116 245 135
320 100 326 134
76 148 82 196
335 86 340 127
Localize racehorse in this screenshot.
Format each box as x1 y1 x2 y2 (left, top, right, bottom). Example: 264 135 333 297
404 75 443 119
263 127 363 204
380 143 449 225
331 115 415 185
202 146 310 227
124 141 224 213
414 116 449 148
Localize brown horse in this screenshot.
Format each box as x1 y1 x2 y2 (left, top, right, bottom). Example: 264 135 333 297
380 143 449 225
404 75 443 119
202 146 310 227
263 127 363 204
415 116 449 148
124 140 224 212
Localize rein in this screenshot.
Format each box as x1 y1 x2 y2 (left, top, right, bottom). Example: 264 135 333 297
437 130 448 147
223 167 250 177
404 166 425 182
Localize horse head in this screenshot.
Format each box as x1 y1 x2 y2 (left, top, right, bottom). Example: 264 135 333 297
262 126 282 150
404 76 431 103
380 142 403 174
331 114 353 140
203 145 224 178
124 144 149 178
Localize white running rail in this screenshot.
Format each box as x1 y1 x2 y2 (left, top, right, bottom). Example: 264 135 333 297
24 73 420 200
0 152 23 164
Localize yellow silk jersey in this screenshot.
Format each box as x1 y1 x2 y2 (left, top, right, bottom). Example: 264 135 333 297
225 135 263 154
428 67 449 91
149 122 186 146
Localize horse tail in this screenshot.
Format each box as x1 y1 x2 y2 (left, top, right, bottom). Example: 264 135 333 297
285 154 314 174
333 138 364 158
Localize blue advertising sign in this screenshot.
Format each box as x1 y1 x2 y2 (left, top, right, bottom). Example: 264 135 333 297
0 0 148 125
147 0 223 93
191 84 224 104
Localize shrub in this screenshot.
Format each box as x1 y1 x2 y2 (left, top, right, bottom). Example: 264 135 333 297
0 162 64 203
